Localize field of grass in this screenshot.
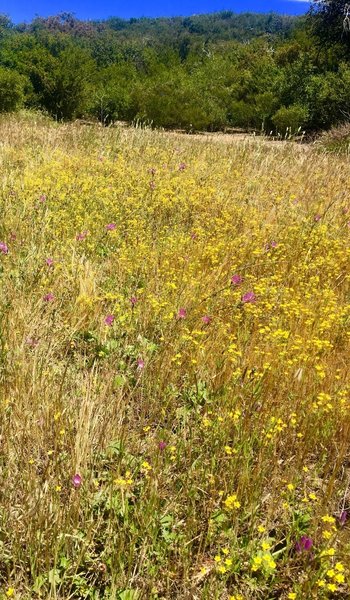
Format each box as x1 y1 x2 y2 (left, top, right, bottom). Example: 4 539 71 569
0 114 350 600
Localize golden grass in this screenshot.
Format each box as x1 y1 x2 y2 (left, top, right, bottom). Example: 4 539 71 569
0 114 349 599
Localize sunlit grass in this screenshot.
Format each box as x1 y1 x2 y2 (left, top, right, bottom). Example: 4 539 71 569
0 114 349 599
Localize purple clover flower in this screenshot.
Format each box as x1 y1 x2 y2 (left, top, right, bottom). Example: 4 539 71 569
0 242 8 254
339 510 347 526
242 291 256 304
76 231 88 241
231 274 243 286
26 337 39 348
295 535 313 553
104 314 115 326
202 315 211 325
105 223 116 231
72 473 82 488
177 308 187 319
43 293 55 302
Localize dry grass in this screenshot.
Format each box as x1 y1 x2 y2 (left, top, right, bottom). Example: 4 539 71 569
0 113 350 599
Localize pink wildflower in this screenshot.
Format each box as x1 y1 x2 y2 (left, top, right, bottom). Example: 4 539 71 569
26 337 39 348
242 291 256 304
177 308 187 319
46 258 54 267
43 293 55 302
231 274 243 286
72 473 82 488
265 240 278 251
202 315 211 325
76 230 88 241
339 510 347 526
295 535 313 553
105 223 116 231
104 314 115 326
0 242 8 254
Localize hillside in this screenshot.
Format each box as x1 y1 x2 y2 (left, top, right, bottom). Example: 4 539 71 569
0 6 349 132
0 115 349 598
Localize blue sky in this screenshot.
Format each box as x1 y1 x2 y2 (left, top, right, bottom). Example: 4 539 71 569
1 1 310 23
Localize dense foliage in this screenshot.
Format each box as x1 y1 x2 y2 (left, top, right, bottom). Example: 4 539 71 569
0 5 350 131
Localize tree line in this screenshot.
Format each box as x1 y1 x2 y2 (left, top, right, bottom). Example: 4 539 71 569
0 3 350 133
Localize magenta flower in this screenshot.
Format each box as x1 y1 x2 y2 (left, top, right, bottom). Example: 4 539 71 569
159 441 167 451
295 535 313 553
105 223 116 231
46 258 54 267
130 296 138 307
177 308 187 319
190 231 197 240
231 274 243 286
76 230 88 241
242 291 256 304
179 162 187 171
339 510 347 526
72 473 82 488
26 337 39 348
137 358 145 370
0 242 8 254
39 194 46 203
202 315 212 325
265 240 278 251
104 314 115 326
43 293 55 302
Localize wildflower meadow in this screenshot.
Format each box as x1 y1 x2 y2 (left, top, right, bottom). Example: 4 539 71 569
0 113 349 599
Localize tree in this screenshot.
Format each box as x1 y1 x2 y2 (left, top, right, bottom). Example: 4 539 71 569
272 104 308 135
309 0 350 51
0 67 26 112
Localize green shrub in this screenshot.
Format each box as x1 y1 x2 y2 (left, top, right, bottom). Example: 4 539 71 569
272 104 308 136
0 67 26 112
